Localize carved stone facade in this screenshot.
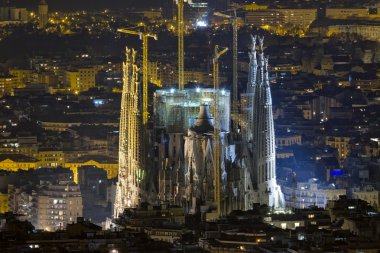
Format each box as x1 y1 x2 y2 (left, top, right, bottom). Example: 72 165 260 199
154 35 284 216
114 35 286 219
183 105 228 214
156 101 253 216
114 48 144 218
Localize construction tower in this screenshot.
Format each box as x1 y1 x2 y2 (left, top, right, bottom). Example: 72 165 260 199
214 10 238 133
176 0 186 89
213 45 228 217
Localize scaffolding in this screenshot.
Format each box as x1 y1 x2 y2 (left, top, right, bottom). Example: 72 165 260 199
153 88 230 134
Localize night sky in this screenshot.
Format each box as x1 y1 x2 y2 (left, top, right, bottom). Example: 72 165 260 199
10 0 161 11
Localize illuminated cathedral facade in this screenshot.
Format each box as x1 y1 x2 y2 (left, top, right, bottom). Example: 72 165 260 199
114 48 144 218
114 35 284 218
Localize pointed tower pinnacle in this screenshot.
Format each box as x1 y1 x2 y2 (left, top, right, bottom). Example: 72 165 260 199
258 36 264 52
247 35 257 90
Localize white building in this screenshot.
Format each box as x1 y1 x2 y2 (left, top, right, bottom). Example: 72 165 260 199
36 183 83 231
282 179 346 209
328 24 380 42
352 186 380 210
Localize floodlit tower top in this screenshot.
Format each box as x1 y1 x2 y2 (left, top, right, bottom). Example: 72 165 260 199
258 36 264 52
250 34 257 51
190 104 214 134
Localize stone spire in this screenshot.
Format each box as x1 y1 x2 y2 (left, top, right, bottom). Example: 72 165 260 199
114 47 144 218
247 35 257 90
250 35 284 209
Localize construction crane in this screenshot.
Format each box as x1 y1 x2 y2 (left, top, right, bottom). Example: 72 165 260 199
213 45 228 218
176 0 187 90
214 10 238 133
149 61 162 87
117 27 158 126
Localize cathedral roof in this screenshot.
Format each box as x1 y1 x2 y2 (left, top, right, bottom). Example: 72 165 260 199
190 104 214 134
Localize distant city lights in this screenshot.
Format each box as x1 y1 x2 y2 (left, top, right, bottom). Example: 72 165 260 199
196 20 208 28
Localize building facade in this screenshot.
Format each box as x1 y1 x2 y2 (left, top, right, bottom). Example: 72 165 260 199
325 8 369 19
352 186 380 211
276 134 302 147
244 8 317 30
36 183 83 231
182 105 231 214
65 155 118 183
155 35 284 217
155 90 242 216
325 135 351 162
38 0 48 29
0 154 39 171
64 67 97 94
0 73 18 97
282 179 346 209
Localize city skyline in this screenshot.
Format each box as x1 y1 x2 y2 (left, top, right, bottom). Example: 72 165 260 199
0 0 380 252
7 0 166 10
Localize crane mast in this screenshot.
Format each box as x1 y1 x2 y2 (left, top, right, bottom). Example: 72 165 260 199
117 28 157 126
214 10 239 133
177 0 185 89
213 45 228 217
232 10 238 133
142 35 148 125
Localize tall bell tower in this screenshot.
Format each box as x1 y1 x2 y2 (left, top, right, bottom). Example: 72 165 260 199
38 0 48 29
114 48 144 218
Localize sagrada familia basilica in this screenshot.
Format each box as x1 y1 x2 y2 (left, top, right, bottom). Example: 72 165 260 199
114 35 285 218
